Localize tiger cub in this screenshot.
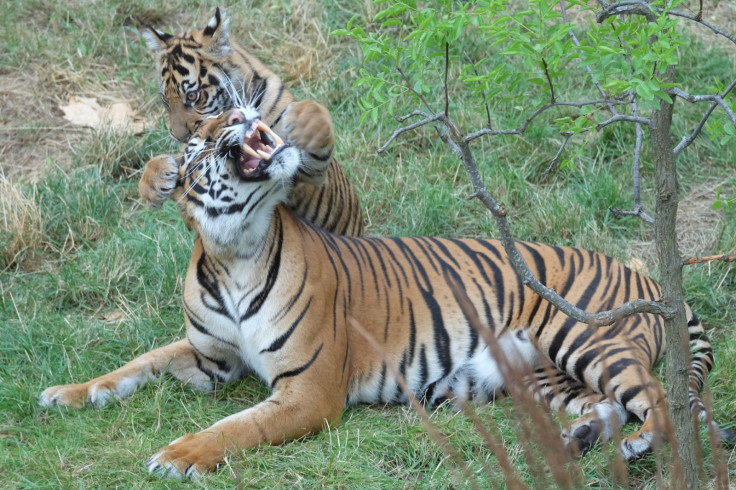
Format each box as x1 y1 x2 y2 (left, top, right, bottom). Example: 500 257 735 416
40 103 730 479
141 8 363 236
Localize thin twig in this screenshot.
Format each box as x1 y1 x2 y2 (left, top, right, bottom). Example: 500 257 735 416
597 0 736 46
444 42 450 118
674 78 736 155
465 54 492 127
610 93 655 224
609 205 655 224
540 131 573 179
397 66 434 113
397 110 433 122
682 250 736 266
669 86 736 126
559 0 618 114
595 113 651 130
541 58 556 103
378 113 443 154
464 99 631 143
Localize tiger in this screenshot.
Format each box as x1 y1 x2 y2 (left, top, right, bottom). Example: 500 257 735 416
39 103 733 479
141 7 363 236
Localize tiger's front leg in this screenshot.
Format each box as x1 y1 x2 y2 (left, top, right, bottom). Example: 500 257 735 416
280 100 335 185
139 154 181 208
145 377 346 480
39 339 214 409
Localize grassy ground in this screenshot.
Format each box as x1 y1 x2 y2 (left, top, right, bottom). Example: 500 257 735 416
1 0 735 488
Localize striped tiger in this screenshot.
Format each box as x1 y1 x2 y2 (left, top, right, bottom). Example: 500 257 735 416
39 104 732 479
141 8 363 236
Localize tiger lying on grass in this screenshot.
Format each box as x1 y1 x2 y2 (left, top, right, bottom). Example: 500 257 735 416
40 101 732 479
142 7 363 236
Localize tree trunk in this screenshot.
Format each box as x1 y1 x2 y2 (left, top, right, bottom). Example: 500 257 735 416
651 65 699 489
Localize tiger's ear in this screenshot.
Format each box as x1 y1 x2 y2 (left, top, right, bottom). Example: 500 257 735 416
141 27 172 53
201 7 231 58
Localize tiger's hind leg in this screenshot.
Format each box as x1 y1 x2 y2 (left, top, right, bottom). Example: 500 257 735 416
528 363 665 459
526 367 629 456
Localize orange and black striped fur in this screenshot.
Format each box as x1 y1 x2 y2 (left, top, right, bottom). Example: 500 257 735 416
40 104 730 479
142 8 362 236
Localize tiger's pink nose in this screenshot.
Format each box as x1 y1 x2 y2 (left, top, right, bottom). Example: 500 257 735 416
228 109 245 126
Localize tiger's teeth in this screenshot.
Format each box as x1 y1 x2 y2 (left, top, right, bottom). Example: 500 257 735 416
257 149 271 160
256 121 283 147
242 144 259 158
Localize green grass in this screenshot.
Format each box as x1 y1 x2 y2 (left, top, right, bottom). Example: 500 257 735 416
1 0 736 488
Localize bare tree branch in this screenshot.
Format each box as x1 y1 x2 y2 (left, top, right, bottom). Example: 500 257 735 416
609 97 655 224
380 110 677 327
378 113 442 154
595 113 651 130
541 58 556 103
540 131 573 179
464 99 631 143
682 250 736 266
559 0 619 115
597 0 657 23
669 86 736 126
444 42 450 118
609 205 655 224
673 78 736 155
465 54 492 127
397 66 434 113
397 109 432 122
597 0 736 46
665 9 736 47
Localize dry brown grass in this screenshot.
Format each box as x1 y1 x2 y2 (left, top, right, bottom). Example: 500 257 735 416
629 179 729 274
0 174 43 268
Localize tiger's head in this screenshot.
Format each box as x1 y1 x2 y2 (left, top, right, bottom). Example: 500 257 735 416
173 105 300 253
142 8 239 142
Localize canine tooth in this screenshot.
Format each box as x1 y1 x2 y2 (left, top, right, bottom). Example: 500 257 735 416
256 121 283 146
257 149 271 160
242 144 259 158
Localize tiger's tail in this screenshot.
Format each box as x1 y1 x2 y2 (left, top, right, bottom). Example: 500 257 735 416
686 312 735 445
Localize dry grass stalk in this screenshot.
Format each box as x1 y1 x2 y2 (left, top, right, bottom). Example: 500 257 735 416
445 270 582 488
347 316 482 490
0 175 43 267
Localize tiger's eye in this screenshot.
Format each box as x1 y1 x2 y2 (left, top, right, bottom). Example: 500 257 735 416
186 92 198 102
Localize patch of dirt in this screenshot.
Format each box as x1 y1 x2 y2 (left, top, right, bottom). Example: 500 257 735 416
629 179 729 273
0 67 77 182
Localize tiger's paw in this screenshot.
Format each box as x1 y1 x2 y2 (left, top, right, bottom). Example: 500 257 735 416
39 377 139 409
146 432 223 480
561 417 603 457
282 100 335 156
139 155 180 208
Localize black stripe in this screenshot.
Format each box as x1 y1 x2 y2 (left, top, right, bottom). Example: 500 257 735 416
261 298 312 353
270 343 324 389
241 216 283 321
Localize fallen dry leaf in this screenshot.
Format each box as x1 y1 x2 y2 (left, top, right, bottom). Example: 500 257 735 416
60 96 103 128
60 96 148 134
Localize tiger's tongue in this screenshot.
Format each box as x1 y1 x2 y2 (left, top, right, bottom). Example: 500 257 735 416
241 154 261 171
242 133 262 171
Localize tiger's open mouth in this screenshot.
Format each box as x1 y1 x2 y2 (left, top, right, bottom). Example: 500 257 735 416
235 120 284 180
